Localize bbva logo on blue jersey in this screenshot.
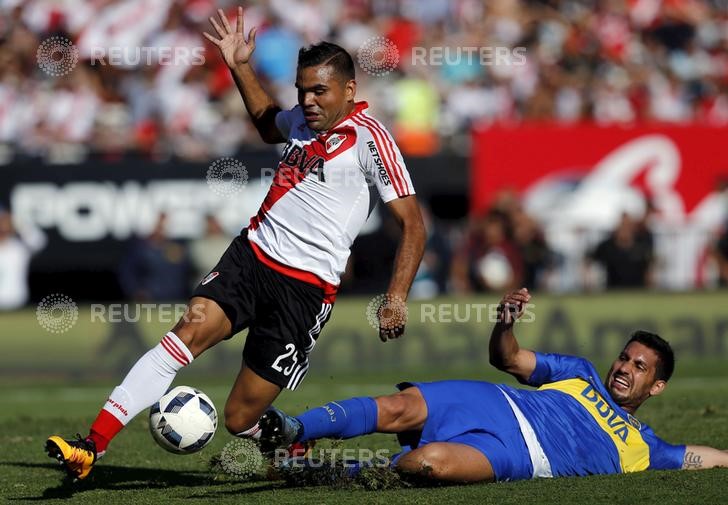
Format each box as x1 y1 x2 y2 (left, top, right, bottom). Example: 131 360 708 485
580 384 630 443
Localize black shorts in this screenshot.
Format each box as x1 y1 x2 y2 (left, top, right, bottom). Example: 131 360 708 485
191 232 334 390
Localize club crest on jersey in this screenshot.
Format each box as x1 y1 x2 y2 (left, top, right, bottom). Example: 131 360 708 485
201 271 220 285
627 414 641 430
326 134 347 154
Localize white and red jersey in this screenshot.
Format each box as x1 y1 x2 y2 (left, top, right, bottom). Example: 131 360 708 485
246 101 415 301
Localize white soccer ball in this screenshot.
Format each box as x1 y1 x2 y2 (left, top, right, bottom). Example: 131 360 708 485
149 385 218 454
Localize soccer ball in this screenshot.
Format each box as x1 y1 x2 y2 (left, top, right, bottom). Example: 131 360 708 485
149 385 218 454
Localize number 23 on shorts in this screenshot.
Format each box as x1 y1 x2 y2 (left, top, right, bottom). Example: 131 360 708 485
271 343 299 376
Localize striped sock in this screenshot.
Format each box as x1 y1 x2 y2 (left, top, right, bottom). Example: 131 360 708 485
236 423 262 440
88 332 193 453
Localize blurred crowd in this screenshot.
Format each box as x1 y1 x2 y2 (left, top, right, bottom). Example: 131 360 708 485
3 186 728 308
2 0 728 306
408 186 728 298
1 0 728 162
417 192 659 297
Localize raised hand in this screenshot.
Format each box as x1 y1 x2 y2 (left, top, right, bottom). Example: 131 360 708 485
498 287 531 325
203 6 257 69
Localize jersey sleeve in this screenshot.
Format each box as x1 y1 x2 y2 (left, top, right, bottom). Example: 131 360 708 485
526 352 598 387
356 120 415 203
641 425 686 470
274 106 302 140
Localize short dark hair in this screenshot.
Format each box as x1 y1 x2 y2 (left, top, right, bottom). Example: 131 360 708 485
626 330 675 382
297 41 355 82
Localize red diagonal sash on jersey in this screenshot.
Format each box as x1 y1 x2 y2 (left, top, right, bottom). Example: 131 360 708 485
249 126 358 230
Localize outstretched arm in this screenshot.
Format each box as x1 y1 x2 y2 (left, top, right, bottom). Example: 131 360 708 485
377 196 426 342
682 446 728 470
204 7 284 144
488 288 536 382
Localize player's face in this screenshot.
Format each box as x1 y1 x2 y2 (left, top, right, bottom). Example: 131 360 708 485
604 341 666 413
296 64 355 132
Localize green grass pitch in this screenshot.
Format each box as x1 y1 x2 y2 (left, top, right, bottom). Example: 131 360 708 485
1 364 727 505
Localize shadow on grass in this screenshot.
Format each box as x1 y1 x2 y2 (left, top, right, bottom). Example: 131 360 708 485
1 462 279 500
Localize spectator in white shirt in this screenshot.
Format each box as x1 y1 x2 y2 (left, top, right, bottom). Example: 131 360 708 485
0 208 46 310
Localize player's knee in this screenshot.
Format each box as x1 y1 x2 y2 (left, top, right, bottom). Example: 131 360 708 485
170 299 231 357
171 327 202 358
416 445 449 476
397 445 449 479
171 321 220 358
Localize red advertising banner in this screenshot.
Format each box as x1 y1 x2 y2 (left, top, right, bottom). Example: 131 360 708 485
471 123 728 289
471 123 728 221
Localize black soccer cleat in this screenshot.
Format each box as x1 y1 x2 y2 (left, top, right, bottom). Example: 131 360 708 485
258 407 303 454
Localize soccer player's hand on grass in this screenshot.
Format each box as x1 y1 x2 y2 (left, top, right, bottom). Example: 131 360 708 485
378 295 407 342
203 6 257 69
497 287 530 325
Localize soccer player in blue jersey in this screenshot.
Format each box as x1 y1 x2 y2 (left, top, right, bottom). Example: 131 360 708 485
259 288 728 483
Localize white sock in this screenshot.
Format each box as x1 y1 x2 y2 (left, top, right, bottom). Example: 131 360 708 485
236 423 262 440
102 332 194 425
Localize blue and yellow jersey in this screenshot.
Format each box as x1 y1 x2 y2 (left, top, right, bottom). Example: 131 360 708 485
500 352 685 477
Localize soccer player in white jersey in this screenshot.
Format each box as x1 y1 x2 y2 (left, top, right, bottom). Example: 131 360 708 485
46 6 425 481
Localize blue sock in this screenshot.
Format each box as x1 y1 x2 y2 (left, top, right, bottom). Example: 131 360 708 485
295 397 378 442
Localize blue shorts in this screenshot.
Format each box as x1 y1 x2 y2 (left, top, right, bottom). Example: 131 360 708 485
394 380 533 481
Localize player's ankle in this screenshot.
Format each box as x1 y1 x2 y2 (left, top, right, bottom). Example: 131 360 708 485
87 431 109 454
